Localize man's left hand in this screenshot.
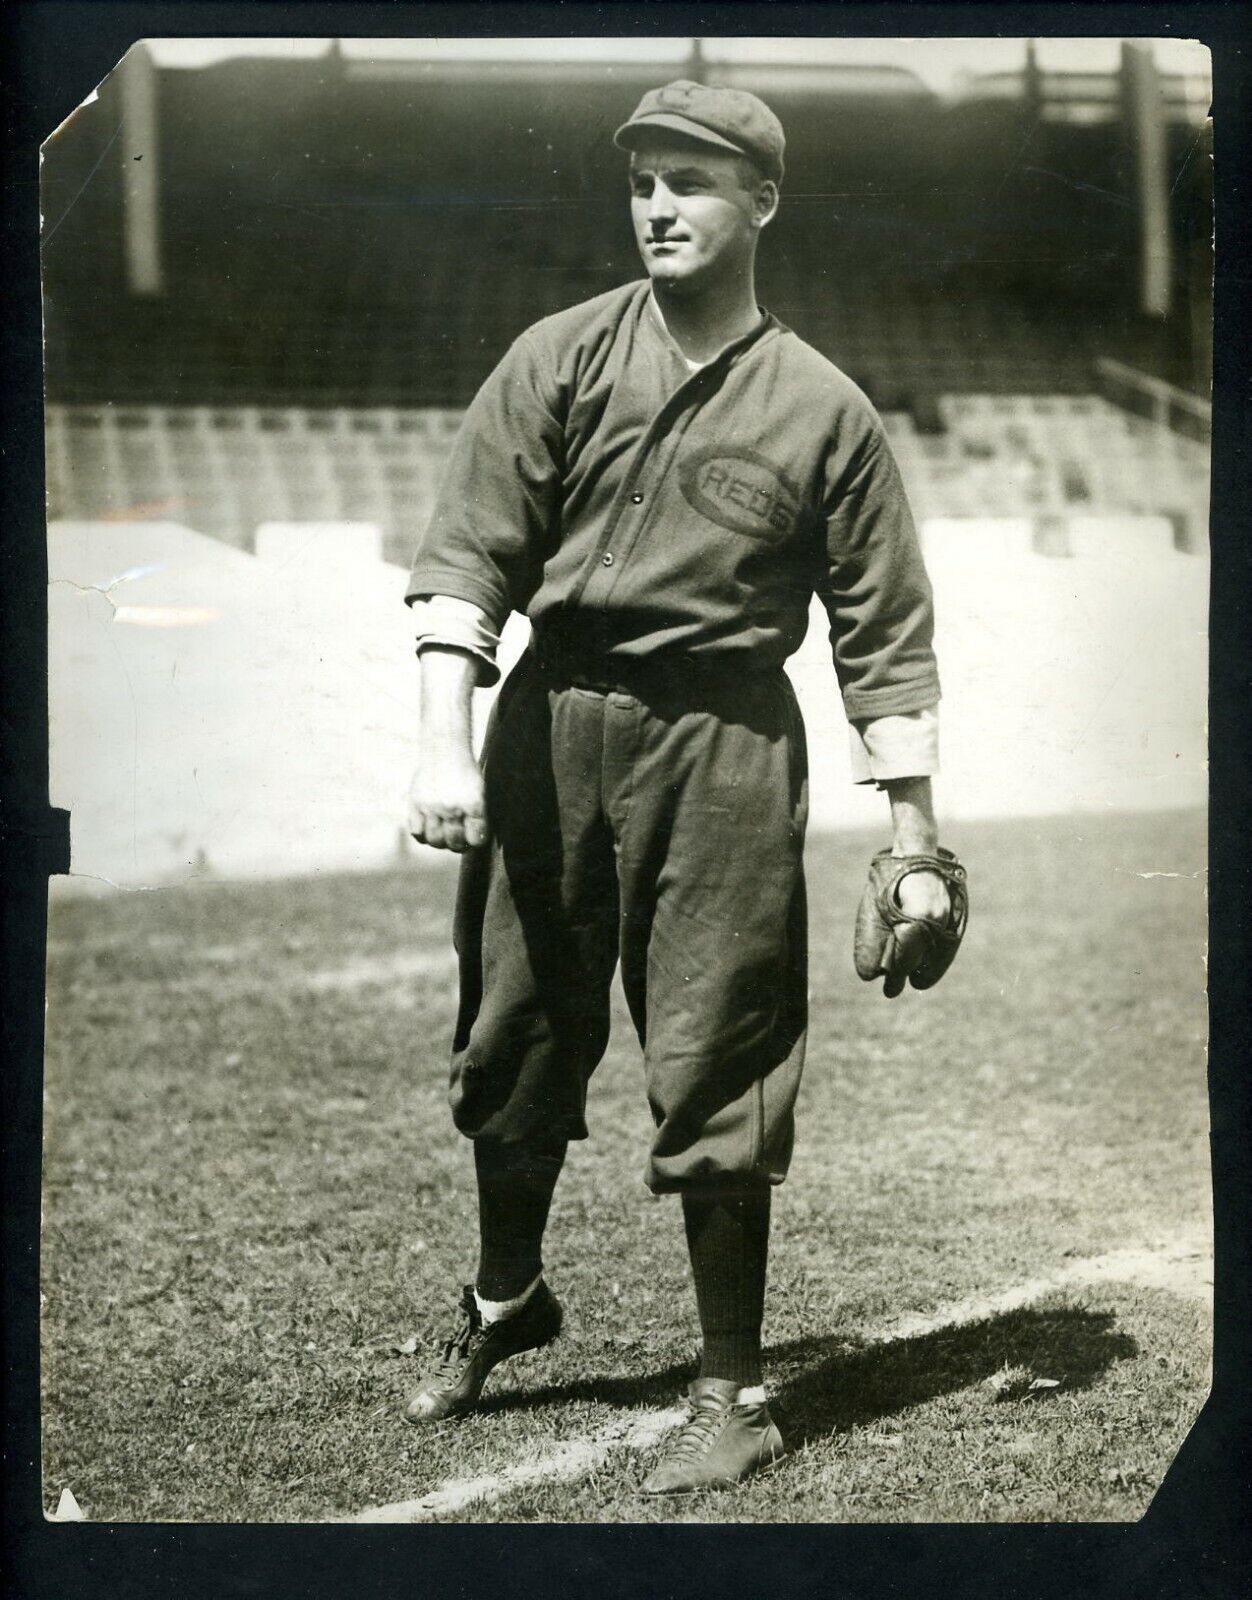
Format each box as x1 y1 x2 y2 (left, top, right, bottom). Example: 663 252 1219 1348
853 847 969 998
895 864 950 923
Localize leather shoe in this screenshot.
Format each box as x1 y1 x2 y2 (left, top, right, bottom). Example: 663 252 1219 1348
641 1377 785 1494
403 1281 562 1424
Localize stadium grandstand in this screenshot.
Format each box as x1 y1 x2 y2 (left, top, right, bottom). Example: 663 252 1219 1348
42 36 1211 882
42 36 1212 560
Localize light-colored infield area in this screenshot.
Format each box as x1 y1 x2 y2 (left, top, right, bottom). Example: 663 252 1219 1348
41 809 1210 1524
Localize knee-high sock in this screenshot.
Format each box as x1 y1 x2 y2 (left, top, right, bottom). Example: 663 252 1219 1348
474 1137 567 1301
681 1185 771 1388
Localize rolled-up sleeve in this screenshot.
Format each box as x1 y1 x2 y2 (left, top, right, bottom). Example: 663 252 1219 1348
819 419 940 721
405 334 564 632
848 704 940 786
411 594 502 686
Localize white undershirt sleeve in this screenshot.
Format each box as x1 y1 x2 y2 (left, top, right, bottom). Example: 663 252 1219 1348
410 593 502 686
848 704 940 786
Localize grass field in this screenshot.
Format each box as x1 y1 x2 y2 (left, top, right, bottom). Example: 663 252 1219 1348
40 809 1210 1523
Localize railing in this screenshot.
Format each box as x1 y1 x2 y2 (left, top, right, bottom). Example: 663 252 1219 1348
1095 358 1211 441
46 393 1210 555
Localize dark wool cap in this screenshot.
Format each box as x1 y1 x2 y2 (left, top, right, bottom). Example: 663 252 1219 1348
614 79 785 183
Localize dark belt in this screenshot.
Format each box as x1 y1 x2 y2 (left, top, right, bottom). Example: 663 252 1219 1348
529 636 773 701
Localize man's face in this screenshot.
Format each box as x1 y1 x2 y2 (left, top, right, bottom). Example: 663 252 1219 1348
628 138 775 292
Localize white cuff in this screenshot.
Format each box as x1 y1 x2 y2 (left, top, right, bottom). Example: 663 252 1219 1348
411 594 501 680
848 704 940 786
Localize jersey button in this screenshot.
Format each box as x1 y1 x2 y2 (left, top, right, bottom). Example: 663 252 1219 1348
630 492 644 504
601 553 615 567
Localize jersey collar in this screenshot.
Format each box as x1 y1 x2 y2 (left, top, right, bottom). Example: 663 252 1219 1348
643 285 777 373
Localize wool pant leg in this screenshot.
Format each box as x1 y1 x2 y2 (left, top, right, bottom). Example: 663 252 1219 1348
474 1136 569 1300
448 656 621 1148
681 1184 772 1388
611 671 809 1193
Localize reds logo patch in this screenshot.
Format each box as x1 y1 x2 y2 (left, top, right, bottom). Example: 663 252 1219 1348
679 448 801 542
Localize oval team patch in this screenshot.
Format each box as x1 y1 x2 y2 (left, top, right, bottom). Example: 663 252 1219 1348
679 447 802 542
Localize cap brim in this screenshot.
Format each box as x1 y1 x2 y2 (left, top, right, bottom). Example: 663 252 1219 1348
613 111 746 158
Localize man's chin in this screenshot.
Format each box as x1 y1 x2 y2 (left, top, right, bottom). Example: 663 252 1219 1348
644 259 700 294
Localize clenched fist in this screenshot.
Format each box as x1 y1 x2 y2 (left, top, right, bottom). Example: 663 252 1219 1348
409 646 488 852
894 866 950 923
407 741 486 852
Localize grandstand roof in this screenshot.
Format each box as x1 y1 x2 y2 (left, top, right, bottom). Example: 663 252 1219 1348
140 36 1211 105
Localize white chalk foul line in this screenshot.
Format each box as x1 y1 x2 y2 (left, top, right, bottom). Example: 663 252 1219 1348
873 1236 1211 1347
352 1407 687 1523
350 1233 1210 1524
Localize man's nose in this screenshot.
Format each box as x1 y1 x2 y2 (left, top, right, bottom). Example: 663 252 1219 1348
648 183 677 223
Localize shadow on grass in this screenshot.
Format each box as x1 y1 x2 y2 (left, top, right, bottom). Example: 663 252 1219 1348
474 1359 692 1419
770 1305 1137 1445
475 1304 1137 1440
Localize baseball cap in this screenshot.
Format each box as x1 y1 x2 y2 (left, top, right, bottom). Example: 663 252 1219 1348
614 79 785 183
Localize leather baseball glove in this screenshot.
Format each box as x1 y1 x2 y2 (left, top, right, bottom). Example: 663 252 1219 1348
854 847 969 998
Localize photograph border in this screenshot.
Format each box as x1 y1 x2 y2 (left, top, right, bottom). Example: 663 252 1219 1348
4 1 1249 1595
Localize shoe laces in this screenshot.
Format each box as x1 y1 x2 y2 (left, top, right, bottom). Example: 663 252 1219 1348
662 1391 732 1462
434 1286 484 1381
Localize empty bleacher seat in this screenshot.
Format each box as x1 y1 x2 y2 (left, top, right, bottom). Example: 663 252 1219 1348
45 388 1208 563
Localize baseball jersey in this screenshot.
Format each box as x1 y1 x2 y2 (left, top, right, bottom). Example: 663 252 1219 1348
406 280 939 725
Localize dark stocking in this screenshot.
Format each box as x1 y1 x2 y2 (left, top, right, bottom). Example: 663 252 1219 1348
473 1137 567 1300
681 1184 772 1388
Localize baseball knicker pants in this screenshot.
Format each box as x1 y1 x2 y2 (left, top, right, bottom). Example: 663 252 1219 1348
446 649 810 1193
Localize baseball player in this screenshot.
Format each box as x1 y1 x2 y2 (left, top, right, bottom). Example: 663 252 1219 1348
402 80 967 1495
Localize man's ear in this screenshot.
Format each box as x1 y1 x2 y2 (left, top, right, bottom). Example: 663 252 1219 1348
753 181 780 231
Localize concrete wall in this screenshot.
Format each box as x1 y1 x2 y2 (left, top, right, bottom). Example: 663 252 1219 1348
48 516 1206 890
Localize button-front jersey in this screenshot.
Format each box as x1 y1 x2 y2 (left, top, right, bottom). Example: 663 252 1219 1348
407 280 939 723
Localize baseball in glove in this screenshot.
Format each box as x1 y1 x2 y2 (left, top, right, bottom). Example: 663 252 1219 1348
854 847 968 998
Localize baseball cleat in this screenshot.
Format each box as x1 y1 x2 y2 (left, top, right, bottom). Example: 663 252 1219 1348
402 1280 563 1424
640 1377 785 1494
